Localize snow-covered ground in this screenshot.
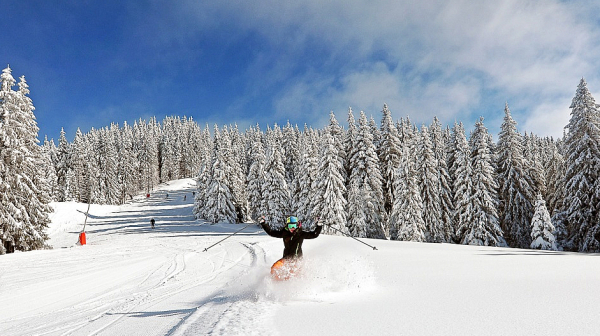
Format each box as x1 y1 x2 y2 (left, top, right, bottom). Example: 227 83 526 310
1 178 599 336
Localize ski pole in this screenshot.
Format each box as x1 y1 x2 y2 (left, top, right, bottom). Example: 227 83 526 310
325 224 378 250
203 222 254 252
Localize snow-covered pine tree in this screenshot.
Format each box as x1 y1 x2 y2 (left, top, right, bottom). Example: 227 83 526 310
418 125 443 242
95 127 119 204
117 121 138 204
246 126 266 221
261 125 289 226
179 117 202 179
313 131 348 235
545 139 567 246
389 123 426 242
345 108 365 237
496 103 535 248
346 178 367 238
562 78 600 252
463 118 505 247
228 124 249 222
452 122 474 243
344 107 358 181
295 127 319 225
530 194 557 250
193 159 211 220
193 124 213 220
68 128 88 202
431 117 455 242
378 103 401 216
346 111 386 239
523 132 547 199
42 137 58 200
369 115 381 150
282 121 300 188
204 125 236 223
55 128 70 202
328 111 346 182
0 67 51 253
159 117 179 183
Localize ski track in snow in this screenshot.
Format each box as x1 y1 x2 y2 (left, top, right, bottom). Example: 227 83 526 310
2 179 347 336
5 178 600 335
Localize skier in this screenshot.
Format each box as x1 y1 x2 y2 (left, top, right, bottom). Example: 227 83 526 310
259 216 322 279
150 218 155 229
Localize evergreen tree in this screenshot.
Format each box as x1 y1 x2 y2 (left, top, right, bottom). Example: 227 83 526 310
418 125 443 242
96 127 119 204
295 128 319 224
452 122 474 243
55 128 70 202
42 137 58 200
0 67 51 253
346 111 386 239
193 159 211 220
204 127 236 223
530 194 557 250
313 132 347 235
228 124 249 222
69 128 89 202
193 124 213 220
562 78 600 251
327 111 346 182
117 121 138 203
431 117 455 242
389 124 425 242
496 103 535 248
262 125 289 226
462 118 505 246
246 126 266 221
378 103 401 216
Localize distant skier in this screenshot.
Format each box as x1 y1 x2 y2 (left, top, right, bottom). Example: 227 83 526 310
150 218 155 229
259 216 322 279
184 195 187 201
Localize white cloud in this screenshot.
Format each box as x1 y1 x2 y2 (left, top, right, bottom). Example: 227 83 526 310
172 0 600 137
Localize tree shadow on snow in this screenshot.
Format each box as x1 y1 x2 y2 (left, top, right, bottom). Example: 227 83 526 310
479 250 574 256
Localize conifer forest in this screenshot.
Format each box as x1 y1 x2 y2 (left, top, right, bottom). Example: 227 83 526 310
2 65 600 254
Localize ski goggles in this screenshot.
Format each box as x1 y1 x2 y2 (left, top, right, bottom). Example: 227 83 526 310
287 224 298 230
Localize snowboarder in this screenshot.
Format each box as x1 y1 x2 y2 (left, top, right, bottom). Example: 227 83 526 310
259 216 322 280
150 218 155 229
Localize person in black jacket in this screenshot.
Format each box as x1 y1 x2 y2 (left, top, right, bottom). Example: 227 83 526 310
259 215 322 279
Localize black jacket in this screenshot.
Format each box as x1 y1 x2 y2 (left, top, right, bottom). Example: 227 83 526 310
261 222 322 259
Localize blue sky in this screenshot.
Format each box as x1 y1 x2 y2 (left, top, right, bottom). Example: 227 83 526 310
2 0 600 142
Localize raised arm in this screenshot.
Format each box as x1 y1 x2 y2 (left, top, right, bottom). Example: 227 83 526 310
259 217 285 238
301 220 323 239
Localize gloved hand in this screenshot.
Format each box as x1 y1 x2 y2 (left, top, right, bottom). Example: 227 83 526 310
259 216 266 224
316 217 323 226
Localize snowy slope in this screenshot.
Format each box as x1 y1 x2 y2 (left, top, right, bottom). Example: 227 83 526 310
1 178 599 336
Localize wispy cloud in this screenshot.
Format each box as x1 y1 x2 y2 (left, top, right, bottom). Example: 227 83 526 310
150 0 600 137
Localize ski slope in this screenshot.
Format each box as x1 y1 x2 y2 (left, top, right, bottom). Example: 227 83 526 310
1 178 599 336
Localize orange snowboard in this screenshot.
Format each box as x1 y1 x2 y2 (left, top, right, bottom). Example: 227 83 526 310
270 258 300 281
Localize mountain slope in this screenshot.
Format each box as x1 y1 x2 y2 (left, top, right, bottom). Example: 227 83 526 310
1 179 599 336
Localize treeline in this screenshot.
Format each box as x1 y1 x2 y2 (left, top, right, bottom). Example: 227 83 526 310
2 62 599 254
0 66 52 254
194 80 600 253
48 116 204 205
